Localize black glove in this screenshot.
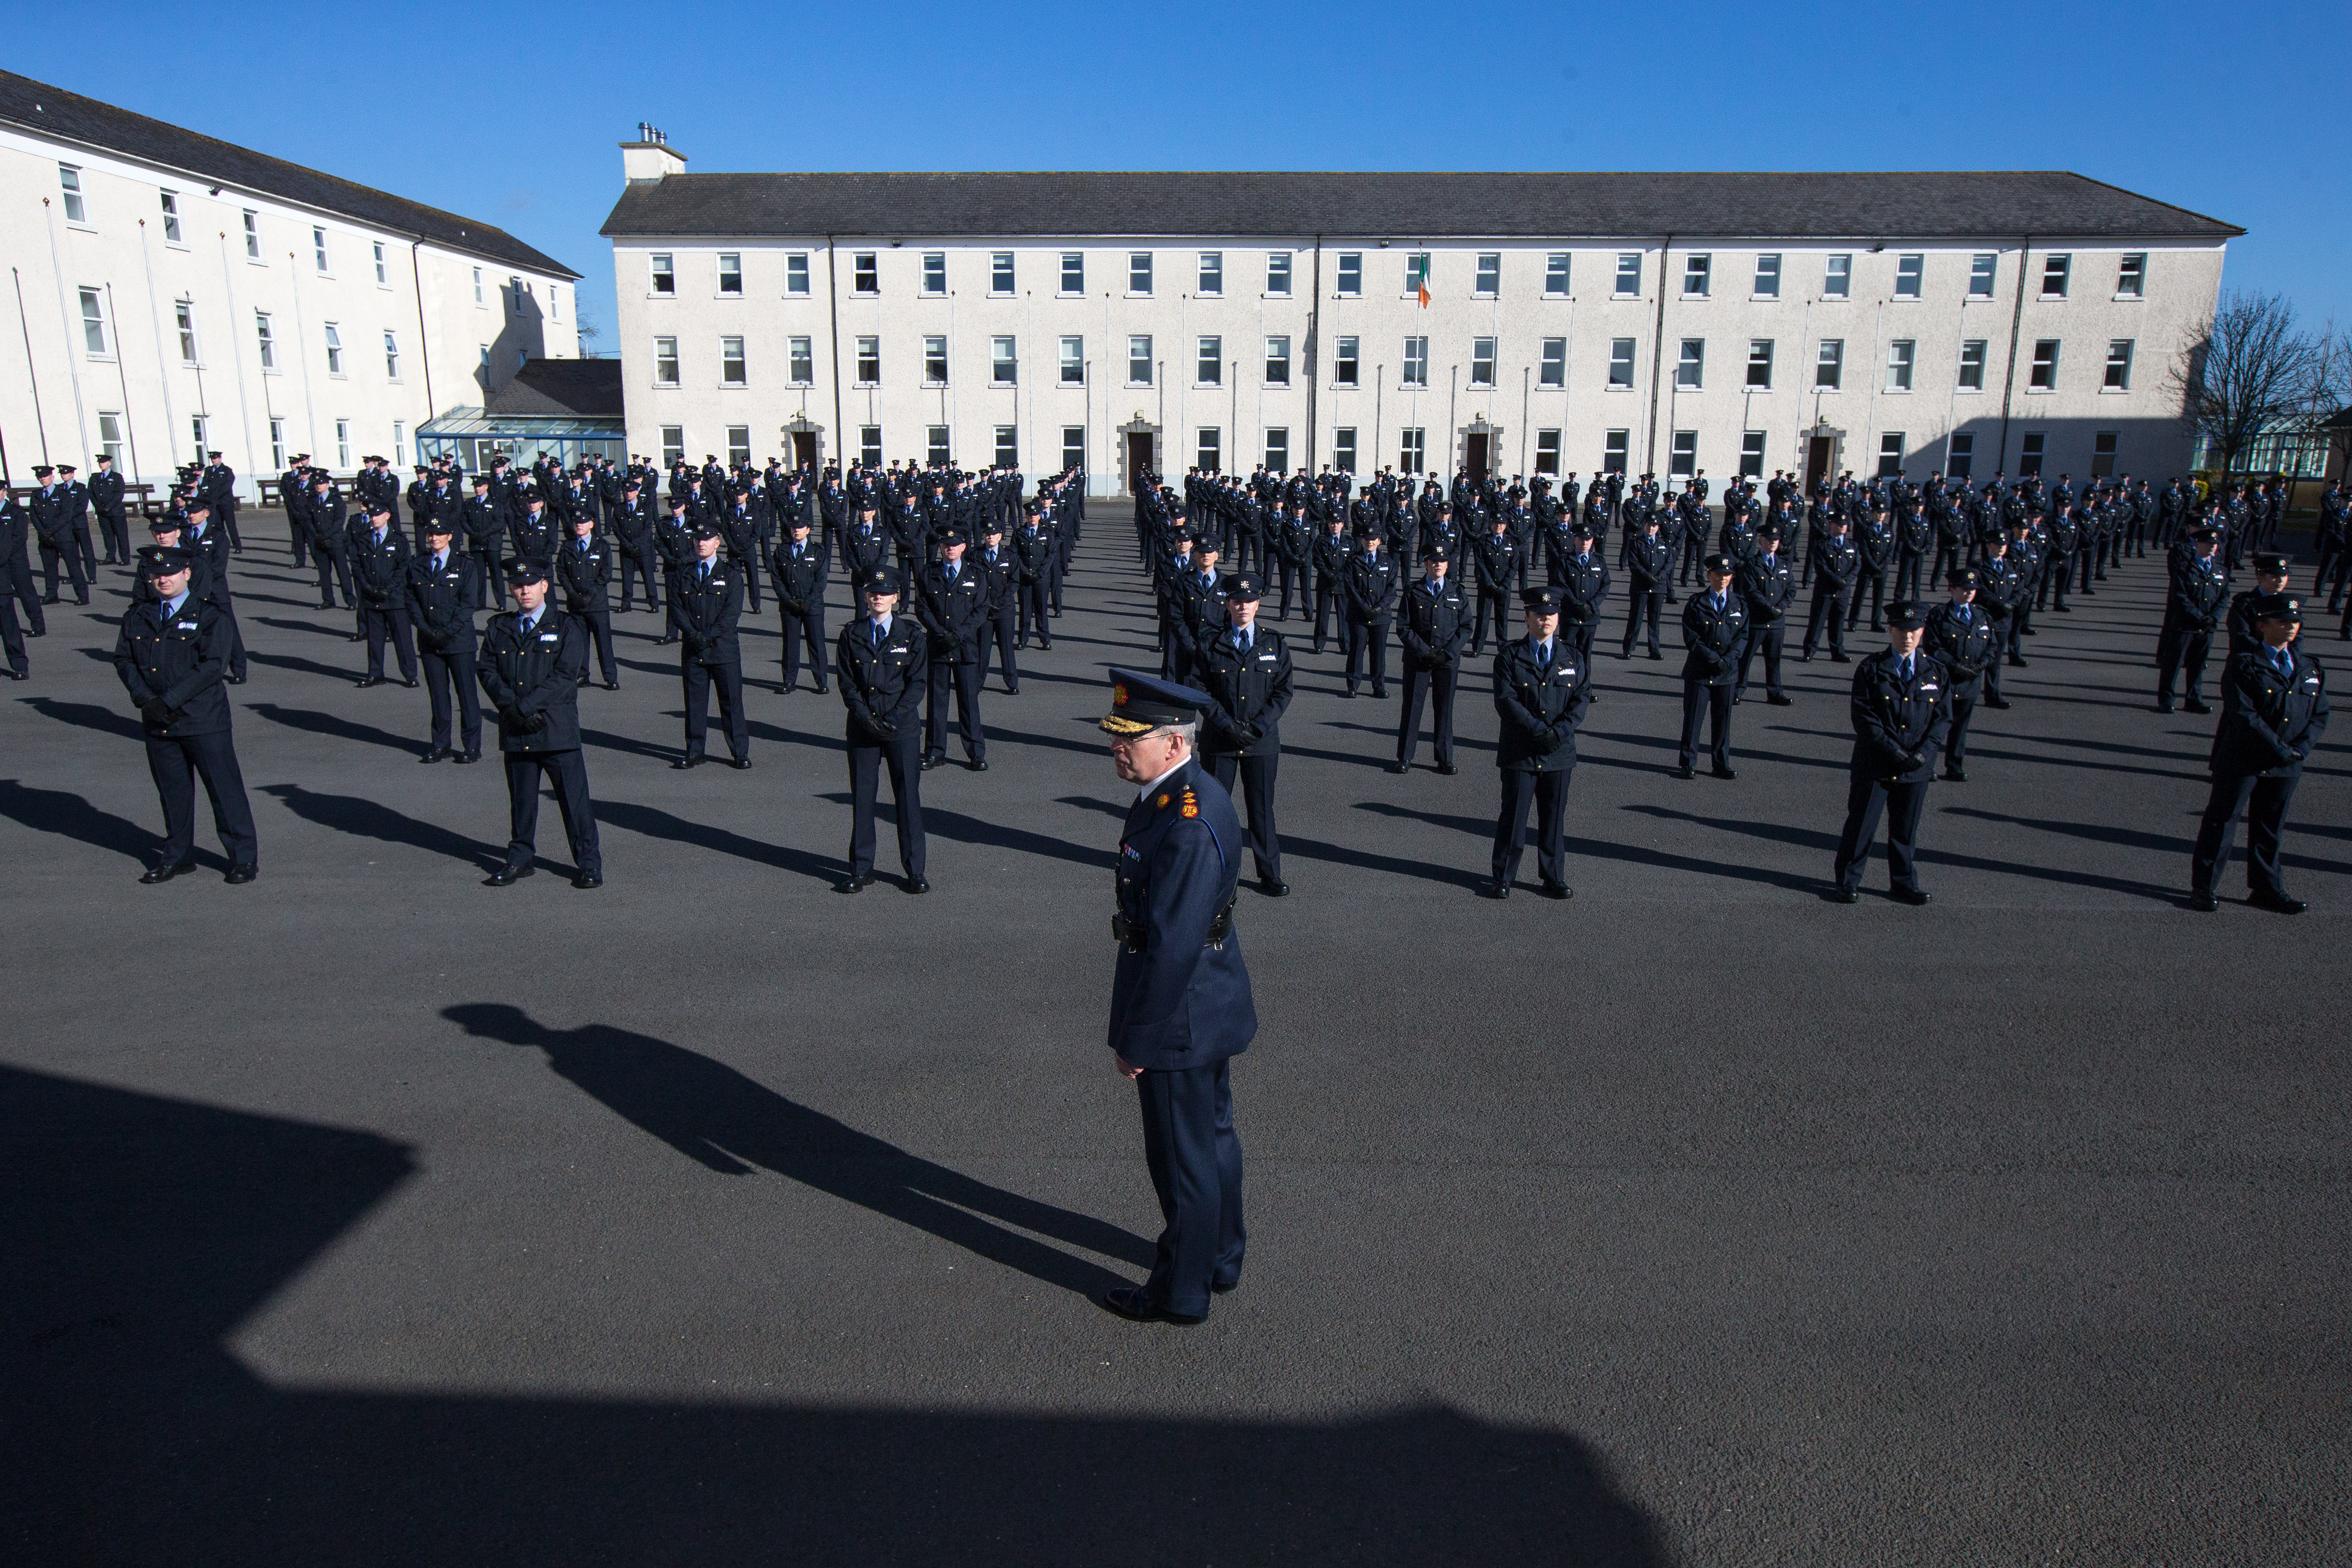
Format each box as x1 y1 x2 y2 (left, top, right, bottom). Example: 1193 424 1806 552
497 703 523 730
1230 721 1262 747
140 698 172 726
867 715 898 738
1899 751 1925 775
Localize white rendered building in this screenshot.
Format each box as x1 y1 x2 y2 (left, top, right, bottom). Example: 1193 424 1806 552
0 70 581 500
600 139 2238 496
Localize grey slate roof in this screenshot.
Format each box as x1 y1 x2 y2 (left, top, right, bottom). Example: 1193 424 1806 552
0 70 579 279
489 358 624 418
601 170 2240 243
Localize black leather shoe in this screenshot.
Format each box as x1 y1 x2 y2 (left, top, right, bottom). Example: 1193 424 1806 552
139 861 195 885
1650 649 1664 661
1373 686 1388 699
2184 699 2212 715
1210 1277 1240 1296
2157 702 2175 715
2188 892 2219 912
1098 1286 1204 1325
1798 652 1812 662
1479 880 1510 900
485 863 534 887
603 680 619 691
814 684 830 695
728 757 753 770
1983 697 2011 710
1259 876 1290 897
401 677 418 688
419 748 450 764
1766 694 1793 706
454 751 481 765
2249 892 2308 915
347 632 366 643
836 874 872 894
920 754 945 770
3 670 24 680
1830 885 1861 904
572 871 602 890
1386 760 1410 774
1944 767 1968 783
1539 881 1573 901
356 675 385 688
1436 762 1458 775
1674 763 1695 779
224 864 258 885
1831 652 1851 663
968 758 988 772
654 636 678 646
1891 887 1932 906
1712 765 1737 780
903 876 931 894
671 755 704 769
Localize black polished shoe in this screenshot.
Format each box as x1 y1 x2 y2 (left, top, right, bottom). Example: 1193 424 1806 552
356 675 385 688
2184 699 2212 715
139 861 195 885
1210 1277 1240 1296
1650 649 1664 661
836 874 872 895
903 876 931 894
224 864 258 885
1674 763 1695 779
2249 892 2308 915
485 863 534 887
1098 1286 1204 1325
728 757 753 770
1983 697 2011 710
603 680 619 691
572 871 602 890
453 751 481 765
1712 765 1737 780
671 755 704 770
1830 885 1861 904
1831 652 1852 663
1259 876 1290 897
1891 886 1932 906
348 632 367 643
419 747 451 764
3 669 24 680
1436 761 1458 776
1385 760 1410 774
401 677 418 688
814 684 830 694
1766 694 1793 706
1539 881 1573 901
968 758 988 772
654 635 679 646
1479 880 1511 900
2156 701 2175 715
2188 892 2219 913
1943 767 1968 783
919 754 945 771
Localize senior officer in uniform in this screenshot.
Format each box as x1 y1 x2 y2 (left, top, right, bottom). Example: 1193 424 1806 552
1829 601 1950 906
1924 568 2000 782
1191 572 1294 897
348 503 419 688
1098 670 1256 1325
1483 585 1593 901
836 566 930 894
477 559 602 889
556 511 622 690
1392 547 1471 774
113 544 258 884
406 515 483 763
671 522 752 769
2189 592 2328 913
1677 553 1749 779
917 528 992 770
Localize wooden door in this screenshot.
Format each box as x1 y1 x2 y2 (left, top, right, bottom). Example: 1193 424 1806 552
1127 432 1155 492
1805 436 1833 490
1465 433 1490 479
791 432 817 471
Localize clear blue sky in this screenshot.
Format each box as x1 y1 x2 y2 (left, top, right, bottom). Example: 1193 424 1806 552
17 0 2344 359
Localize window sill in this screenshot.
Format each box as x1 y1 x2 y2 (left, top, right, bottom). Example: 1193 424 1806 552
1605 383 1636 392
646 292 677 301
718 383 748 391
2099 386 2132 395
1473 293 1498 302
247 258 270 267
1750 295 1781 303
1538 382 1565 392
651 383 682 391
2113 293 2144 303
1680 294 1710 302
2026 387 2056 395
1542 292 1571 301
1124 292 1154 300
1124 381 1154 390
1744 383 1772 393
1262 293 1292 302
1264 383 1291 392
715 293 745 302
1059 380 1087 389
1882 388 1914 396
990 381 1018 390
1333 293 1361 302
1611 293 1642 302
1955 386 1986 395
852 382 879 390
784 293 813 302
66 222 98 234
1821 295 1852 304
2037 294 2067 302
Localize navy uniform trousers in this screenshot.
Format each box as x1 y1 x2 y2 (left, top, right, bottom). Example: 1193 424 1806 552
147 730 258 868
847 730 926 880
1833 775 1930 895
421 649 482 756
1493 768 1570 887
1205 752 1282 882
1135 1057 1245 1317
2191 769 2300 900
505 748 601 874
683 658 750 763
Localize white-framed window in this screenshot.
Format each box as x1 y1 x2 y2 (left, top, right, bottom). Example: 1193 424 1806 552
393 419 406 468
472 266 485 305
1675 338 1704 390
268 417 286 470
1404 252 1431 297
1197 251 1223 295
1264 335 1290 386
1060 335 1085 385
929 426 953 467
373 241 388 286
1398 427 1426 474
479 344 490 375
727 425 751 467
1196 335 1221 386
1958 340 1988 391
78 287 109 357
786 253 810 296
1753 253 1781 298
2040 255 2071 298
1194 427 1220 471
1746 339 1773 389
925 335 950 385
1823 254 1852 299
660 426 685 469
788 336 814 384
59 164 86 224
1539 337 1566 388
994 425 1019 469
510 276 525 314
1894 254 1924 299
2104 339 2134 390
1333 335 1359 387
1264 427 1289 472
1544 253 1571 296
1061 252 1084 294
160 190 183 244
1127 334 1153 384
1266 252 1292 296
1969 253 1997 298
1607 337 1636 389
2092 430 2119 477
323 322 346 375
721 336 746 385
1129 252 1153 295
175 299 200 365
989 335 1018 385
920 252 946 295
1332 427 1358 472
551 287 561 321
653 336 679 385
853 253 879 294
1876 432 1905 479
313 226 330 273
1335 253 1362 297
188 414 207 466
254 310 276 370
649 253 674 295
2117 253 2147 299
991 252 1015 294
1670 430 1698 478
1400 336 1429 387
1063 425 1086 473
857 335 882 384
96 411 123 466
1885 339 1916 391
1682 253 1711 297
1469 336 1496 388
1815 338 1843 389
1946 431 1975 479
1614 252 1641 297
2030 339 2060 390
243 210 261 260
336 418 352 470
862 426 884 466
1474 253 1501 297
1740 430 1768 478
718 253 743 295
1534 429 1561 474
383 329 400 380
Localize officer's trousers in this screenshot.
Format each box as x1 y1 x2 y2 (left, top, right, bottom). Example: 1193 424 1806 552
1848 568 1887 630
1395 662 1457 767
504 748 600 873
619 542 661 610
1680 681 1734 771
1622 585 1664 654
1946 691 1980 768
313 543 355 610
926 643 985 762
1892 548 1925 602
1135 1057 1245 1318
1834 774 1929 894
360 603 418 681
38 534 89 602
2192 768 2300 899
574 608 617 685
847 730 926 878
0 593 24 675
1802 585 1849 656
1344 617 1389 693
977 606 1019 691
145 729 257 869
780 604 829 688
2156 622 2213 705
1493 765 1570 887
96 507 131 565
1472 587 1511 653
683 658 749 762
420 647 481 755
1206 750 1282 881
1735 619 1786 698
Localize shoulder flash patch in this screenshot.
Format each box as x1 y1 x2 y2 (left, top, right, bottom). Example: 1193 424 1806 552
1181 788 1199 819
1156 793 1170 808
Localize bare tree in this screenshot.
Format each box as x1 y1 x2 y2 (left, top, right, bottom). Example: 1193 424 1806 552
2170 291 2338 474
575 300 604 355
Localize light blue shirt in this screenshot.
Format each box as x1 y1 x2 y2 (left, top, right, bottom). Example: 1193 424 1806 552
1534 637 1553 664
160 590 190 618
519 608 544 634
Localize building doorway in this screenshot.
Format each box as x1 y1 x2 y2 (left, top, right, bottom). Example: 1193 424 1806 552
1464 431 1490 479
1127 431 1156 492
791 431 818 472
1805 434 1836 491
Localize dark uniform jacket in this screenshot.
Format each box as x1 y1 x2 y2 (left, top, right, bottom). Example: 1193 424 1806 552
1492 636 1593 773
1924 601 2000 699
840 523 890 581
1108 758 1255 1071
1738 551 1797 622
308 489 348 551
918 559 992 651
113 595 234 738
1014 526 1055 584
836 612 929 740
1625 533 1672 590
1192 624 1295 758
1681 590 1749 686
478 609 587 752
1342 550 1398 623
974 542 1021 612
1397 575 1471 668
406 549 481 655
2165 548 2230 631
768 536 829 614
88 467 126 517
1812 534 1860 592
1849 651 1951 783
673 558 744 664
1554 550 1610 625
1472 530 1520 594
347 520 410 605
462 494 504 556
2211 647 2329 779
182 523 233 588
555 535 614 614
